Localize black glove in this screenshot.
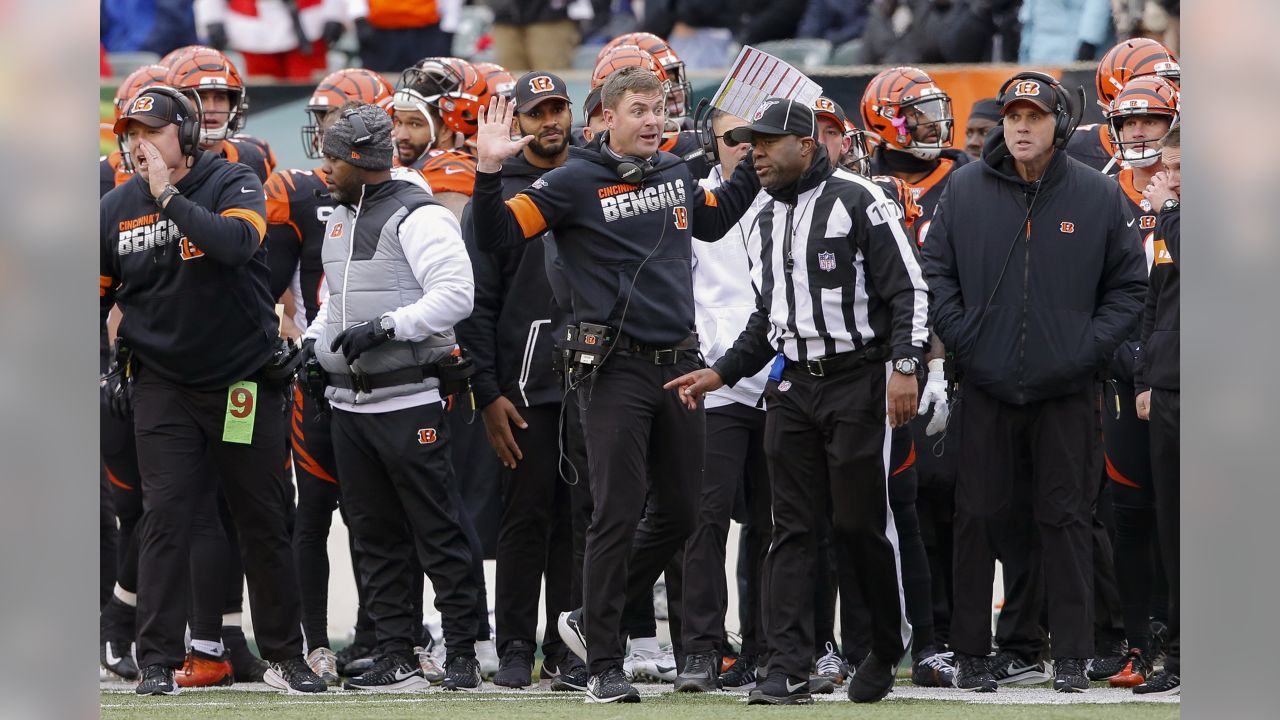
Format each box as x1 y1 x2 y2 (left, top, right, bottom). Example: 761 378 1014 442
206 22 228 51
296 338 330 414
1076 41 1098 61
100 342 134 419
331 319 393 364
322 20 345 45
354 17 377 48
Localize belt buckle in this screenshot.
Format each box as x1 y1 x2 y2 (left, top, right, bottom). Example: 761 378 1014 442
653 348 677 365
352 371 371 394
805 358 826 377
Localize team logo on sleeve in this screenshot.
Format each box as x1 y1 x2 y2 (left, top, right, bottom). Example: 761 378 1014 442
817 251 837 272
1059 221 1075 234
528 75 556 93
329 222 344 238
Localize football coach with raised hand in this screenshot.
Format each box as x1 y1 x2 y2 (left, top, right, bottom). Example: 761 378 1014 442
920 72 1147 693
469 65 761 703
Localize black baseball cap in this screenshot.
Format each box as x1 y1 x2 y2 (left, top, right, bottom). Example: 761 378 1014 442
724 97 816 145
583 85 603 120
1000 76 1058 115
513 71 571 114
112 89 189 134
969 97 1001 122
812 96 847 127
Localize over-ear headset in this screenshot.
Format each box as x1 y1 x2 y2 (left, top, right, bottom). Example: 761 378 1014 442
342 106 375 147
597 130 705 184
996 71 1083 149
144 85 203 158
693 97 718 163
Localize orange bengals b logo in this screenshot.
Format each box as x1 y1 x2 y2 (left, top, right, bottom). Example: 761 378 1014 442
1059 222 1075 234
330 222 343 238
1014 81 1041 97
672 206 688 230
528 75 556 93
131 96 155 112
418 428 438 445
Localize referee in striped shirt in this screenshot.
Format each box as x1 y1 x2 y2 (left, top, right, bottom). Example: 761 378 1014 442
667 97 928 705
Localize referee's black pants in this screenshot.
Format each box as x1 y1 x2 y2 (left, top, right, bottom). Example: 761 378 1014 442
331 401 480 656
952 383 1099 661
131 367 302 669
1148 388 1179 671
494 403 573 661
681 402 771 656
763 362 908 680
578 351 703 676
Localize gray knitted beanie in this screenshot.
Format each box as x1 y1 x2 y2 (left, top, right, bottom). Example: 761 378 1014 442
321 103 394 170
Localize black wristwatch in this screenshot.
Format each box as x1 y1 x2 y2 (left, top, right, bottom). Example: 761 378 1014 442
893 357 919 376
1160 198 1179 213
377 314 396 340
155 184 181 209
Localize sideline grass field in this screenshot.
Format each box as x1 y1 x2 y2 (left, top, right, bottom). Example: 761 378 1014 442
101 681 1180 720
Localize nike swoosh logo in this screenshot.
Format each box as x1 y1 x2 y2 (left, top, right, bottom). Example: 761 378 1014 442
1126 218 1136 227
240 187 256 194
105 645 122 665
786 679 806 692
444 167 466 175
393 668 418 681
655 665 675 673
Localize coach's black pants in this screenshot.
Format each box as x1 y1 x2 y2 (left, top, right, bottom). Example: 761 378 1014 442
1149 388 1179 671
681 402 771 656
494 403 573 660
952 383 1099 661
131 367 302 669
764 362 907 680
331 402 479 656
578 351 703 675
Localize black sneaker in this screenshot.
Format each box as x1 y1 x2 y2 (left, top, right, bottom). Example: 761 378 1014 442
1053 657 1088 693
911 650 956 688
343 651 431 692
586 665 641 703
987 649 1051 685
954 653 998 692
1133 668 1180 696
1087 640 1129 680
263 655 327 693
101 639 139 681
719 653 758 691
674 652 719 692
135 664 179 696
442 654 482 691
847 654 895 703
224 626 269 683
549 653 589 692
493 640 534 688
747 672 813 705
812 642 848 688
557 608 587 662
336 640 377 677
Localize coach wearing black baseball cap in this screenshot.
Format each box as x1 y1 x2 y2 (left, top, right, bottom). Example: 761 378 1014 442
671 93 927 705
454 71 585 689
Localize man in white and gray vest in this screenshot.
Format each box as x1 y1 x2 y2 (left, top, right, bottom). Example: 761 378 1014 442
300 103 482 692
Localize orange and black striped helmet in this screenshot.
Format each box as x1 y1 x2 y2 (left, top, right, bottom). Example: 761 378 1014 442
164 46 248 143
474 62 516 99
598 32 691 117
861 66 954 160
113 64 169 120
1105 75 1180 169
1095 38 1180 111
394 56 492 138
159 45 215 68
591 45 671 95
302 68 395 159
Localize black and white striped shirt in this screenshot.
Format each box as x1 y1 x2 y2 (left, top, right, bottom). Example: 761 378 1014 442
713 162 929 384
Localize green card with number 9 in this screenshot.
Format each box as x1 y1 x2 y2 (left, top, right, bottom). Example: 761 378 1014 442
223 380 258 444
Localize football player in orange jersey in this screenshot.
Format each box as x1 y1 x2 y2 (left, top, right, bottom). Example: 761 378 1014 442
262 67 396 684
390 57 492 219
1068 37 1180 174
164 46 277 182
1095 75 1181 689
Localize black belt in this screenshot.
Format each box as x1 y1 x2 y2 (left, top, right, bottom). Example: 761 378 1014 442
612 332 699 366
327 364 440 393
786 345 887 378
